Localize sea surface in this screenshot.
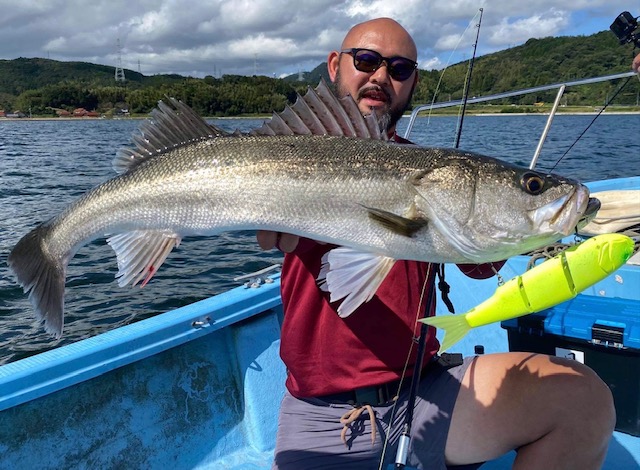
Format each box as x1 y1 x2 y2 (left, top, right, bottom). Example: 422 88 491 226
1 113 639 365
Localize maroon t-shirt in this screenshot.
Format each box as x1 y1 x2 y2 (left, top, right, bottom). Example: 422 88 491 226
278 133 503 398
280 239 440 397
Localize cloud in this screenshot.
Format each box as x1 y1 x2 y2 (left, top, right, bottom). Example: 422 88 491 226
485 9 570 46
0 0 634 77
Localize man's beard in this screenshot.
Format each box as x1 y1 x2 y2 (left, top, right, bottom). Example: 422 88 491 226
334 69 410 133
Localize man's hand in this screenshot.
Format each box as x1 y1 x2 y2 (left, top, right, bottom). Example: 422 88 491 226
633 53 640 73
257 230 299 253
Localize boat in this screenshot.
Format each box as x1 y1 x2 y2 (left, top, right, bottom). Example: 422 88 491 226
1 72 639 469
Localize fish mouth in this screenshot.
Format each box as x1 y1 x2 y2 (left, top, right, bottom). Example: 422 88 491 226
576 197 601 231
534 184 594 236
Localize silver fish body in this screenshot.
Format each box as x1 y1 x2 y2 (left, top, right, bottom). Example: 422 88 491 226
8 83 598 336
21 135 589 260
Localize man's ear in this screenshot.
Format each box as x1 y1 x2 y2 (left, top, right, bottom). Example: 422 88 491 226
327 51 340 82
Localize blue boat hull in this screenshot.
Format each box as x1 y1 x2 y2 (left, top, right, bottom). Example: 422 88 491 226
1 177 638 469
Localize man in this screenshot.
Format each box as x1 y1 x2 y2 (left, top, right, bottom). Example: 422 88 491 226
633 53 640 73
260 18 615 469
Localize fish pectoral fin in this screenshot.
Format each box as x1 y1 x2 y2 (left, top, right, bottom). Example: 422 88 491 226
364 206 428 237
107 230 182 287
317 247 395 318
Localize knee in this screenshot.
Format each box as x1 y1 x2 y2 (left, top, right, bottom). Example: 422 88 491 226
556 358 616 437
587 370 616 434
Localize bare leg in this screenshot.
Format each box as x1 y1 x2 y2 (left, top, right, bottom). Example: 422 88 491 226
445 352 615 469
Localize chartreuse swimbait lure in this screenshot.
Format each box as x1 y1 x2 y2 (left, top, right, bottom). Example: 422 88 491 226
420 233 635 353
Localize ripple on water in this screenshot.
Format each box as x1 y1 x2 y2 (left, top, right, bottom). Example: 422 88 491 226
1 115 639 364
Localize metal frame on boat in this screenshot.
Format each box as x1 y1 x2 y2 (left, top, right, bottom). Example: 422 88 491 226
403 71 638 140
1 74 639 469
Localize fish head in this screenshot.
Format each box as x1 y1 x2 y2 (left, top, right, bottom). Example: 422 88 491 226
411 150 599 262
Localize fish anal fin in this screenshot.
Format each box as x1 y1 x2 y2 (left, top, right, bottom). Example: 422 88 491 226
107 230 182 288
364 206 428 237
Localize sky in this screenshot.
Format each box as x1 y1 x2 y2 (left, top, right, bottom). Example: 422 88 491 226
0 1 636 79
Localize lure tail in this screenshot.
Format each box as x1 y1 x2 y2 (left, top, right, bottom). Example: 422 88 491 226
421 314 471 353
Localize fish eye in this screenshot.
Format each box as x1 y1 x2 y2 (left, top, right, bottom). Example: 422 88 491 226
521 173 545 195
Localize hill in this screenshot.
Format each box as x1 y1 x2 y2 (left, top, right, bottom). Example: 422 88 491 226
412 31 638 106
0 57 188 95
0 30 637 116
282 62 330 85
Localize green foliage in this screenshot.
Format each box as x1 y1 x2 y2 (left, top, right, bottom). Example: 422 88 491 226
1 30 638 116
451 31 639 106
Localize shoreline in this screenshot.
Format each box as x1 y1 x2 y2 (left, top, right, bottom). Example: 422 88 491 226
0 115 271 122
3 111 640 122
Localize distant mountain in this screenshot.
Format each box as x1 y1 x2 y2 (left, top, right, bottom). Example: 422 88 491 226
411 31 638 106
282 62 330 84
0 57 185 96
0 30 637 114
282 30 637 105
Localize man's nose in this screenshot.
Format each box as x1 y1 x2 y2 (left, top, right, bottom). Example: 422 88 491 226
369 61 391 84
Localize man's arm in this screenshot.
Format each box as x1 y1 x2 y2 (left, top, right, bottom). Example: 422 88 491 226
257 231 505 280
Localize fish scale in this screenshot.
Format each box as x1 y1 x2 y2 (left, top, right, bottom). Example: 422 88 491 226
8 82 599 337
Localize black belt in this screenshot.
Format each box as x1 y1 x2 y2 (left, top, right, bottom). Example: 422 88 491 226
317 377 408 406
314 353 464 407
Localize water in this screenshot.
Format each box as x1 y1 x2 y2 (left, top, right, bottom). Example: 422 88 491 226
1 113 639 365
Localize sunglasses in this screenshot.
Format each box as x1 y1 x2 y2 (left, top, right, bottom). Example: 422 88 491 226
340 48 417 82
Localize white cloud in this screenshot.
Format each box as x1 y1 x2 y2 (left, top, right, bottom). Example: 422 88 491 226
0 0 634 77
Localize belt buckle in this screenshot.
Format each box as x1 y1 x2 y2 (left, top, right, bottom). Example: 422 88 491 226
353 387 383 406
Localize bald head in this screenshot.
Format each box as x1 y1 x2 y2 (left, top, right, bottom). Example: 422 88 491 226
341 18 417 62
327 17 419 134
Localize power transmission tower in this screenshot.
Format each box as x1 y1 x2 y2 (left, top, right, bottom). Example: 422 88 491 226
115 38 126 82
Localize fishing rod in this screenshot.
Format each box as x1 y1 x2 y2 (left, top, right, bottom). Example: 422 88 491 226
454 8 483 149
548 10 639 171
393 11 483 470
548 74 634 173
392 280 436 470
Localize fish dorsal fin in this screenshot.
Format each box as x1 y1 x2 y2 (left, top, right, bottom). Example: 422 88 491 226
113 98 228 174
114 79 386 174
251 78 386 140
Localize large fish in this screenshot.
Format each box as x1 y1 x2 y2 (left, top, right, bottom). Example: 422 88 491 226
8 80 599 337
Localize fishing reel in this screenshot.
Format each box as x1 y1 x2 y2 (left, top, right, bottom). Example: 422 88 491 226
610 11 640 48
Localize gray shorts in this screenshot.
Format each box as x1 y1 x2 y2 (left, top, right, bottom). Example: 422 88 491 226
272 355 481 470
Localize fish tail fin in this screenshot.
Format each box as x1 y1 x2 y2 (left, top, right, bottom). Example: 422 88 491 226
8 224 67 338
419 314 471 353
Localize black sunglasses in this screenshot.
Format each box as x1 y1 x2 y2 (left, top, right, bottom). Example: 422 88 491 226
340 48 417 82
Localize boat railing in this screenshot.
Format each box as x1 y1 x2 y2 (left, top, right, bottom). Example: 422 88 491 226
404 71 637 168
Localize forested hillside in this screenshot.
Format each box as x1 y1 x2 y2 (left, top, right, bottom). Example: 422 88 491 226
412 31 638 107
0 30 637 117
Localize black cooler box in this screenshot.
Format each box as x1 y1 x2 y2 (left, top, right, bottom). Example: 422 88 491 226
502 294 640 436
